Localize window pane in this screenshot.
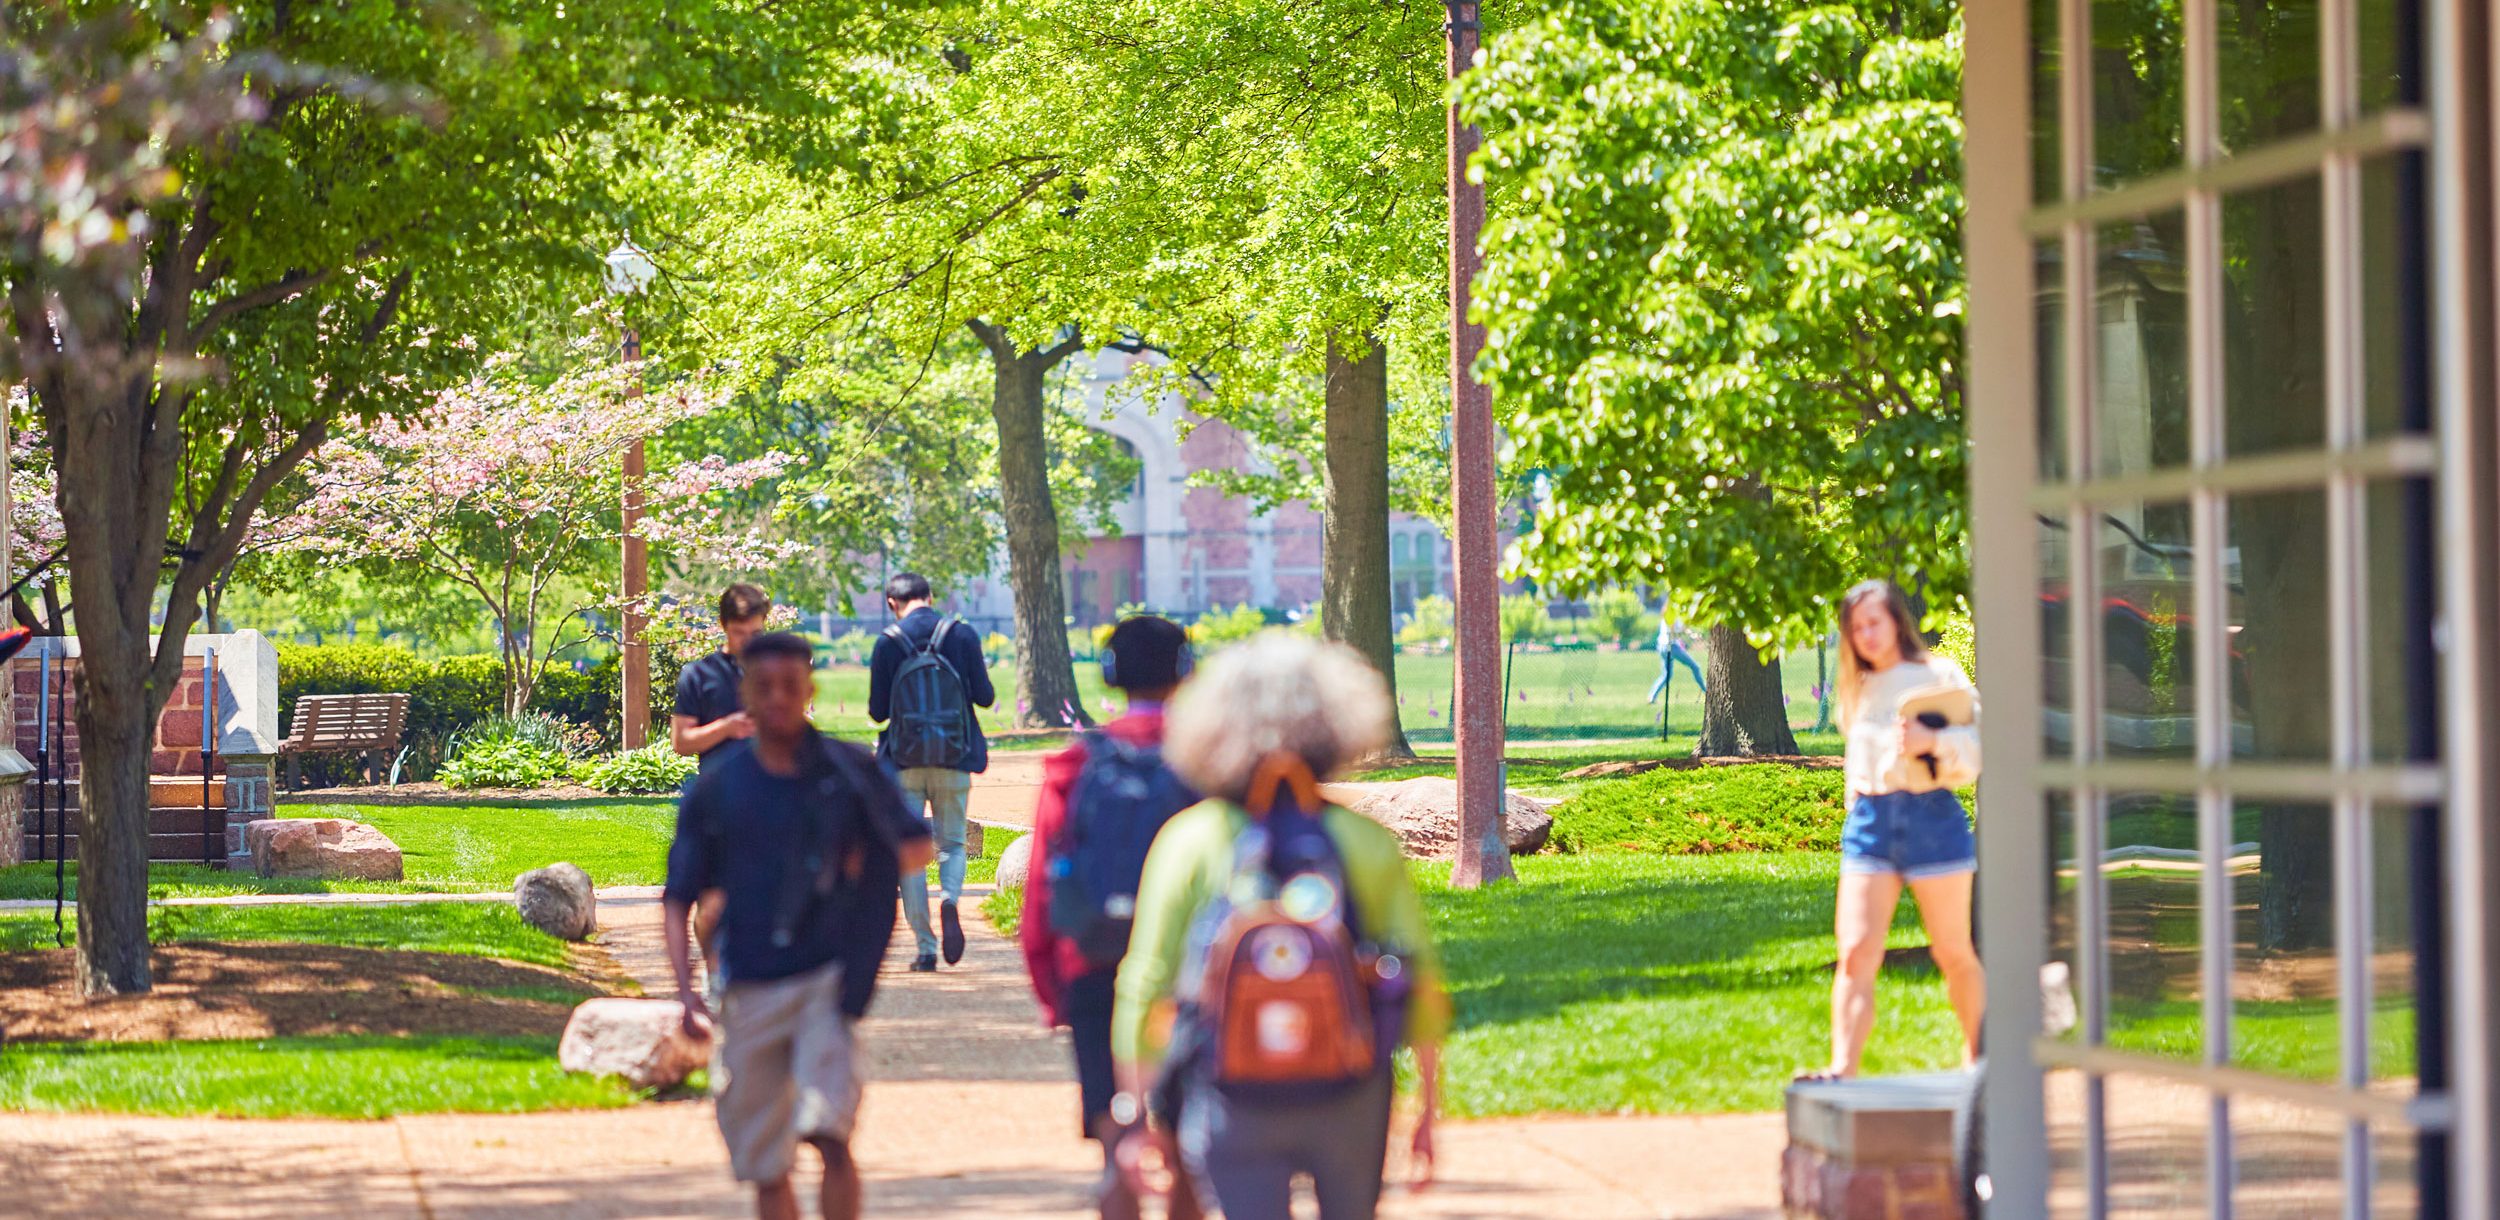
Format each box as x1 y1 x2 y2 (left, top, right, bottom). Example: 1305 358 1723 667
2363 154 2430 439
2373 1123 2424 1218
2368 478 2437 763
2224 176 2329 458
2034 0 2063 203
2231 800 2338 1081
2091 0 2185 187
2231 1097 2346 1217
2098 502 2196 758
2104 1070 2210 1216
2228 489 2331 761
2217 0 2320 151
2095 217 2191 475
2105 793 2203 1060
2043 512 2076 757
2040 237 2069 479
2371 805 2430 1091
2049 790 2083 1039
2048 1068 2093 1219
2358 0 2423 112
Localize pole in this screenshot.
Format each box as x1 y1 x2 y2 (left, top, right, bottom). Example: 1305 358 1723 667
620 327 650 750
1446 0 1510 887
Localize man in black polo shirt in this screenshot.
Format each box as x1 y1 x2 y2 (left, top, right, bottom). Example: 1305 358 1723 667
665 632 933 1220
672 583 773 772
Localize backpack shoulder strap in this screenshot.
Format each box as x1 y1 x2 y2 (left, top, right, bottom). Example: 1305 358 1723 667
881 622 909 650
928 616 956 656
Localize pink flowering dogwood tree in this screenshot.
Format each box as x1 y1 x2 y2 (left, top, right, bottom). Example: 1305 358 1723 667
278 351 799 714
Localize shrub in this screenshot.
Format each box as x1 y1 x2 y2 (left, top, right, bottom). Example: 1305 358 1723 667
1499 594 1554 645
1931 610 1978 680
1398 595 1455 651
437 712 591 790
1551 764 1851 854
578 742 698 794
1586 590 1648 648
275 642 626 784
829 629 879 666
1189 603 1270 650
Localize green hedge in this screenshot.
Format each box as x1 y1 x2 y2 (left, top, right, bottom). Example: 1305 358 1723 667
275 643 619 785
1550 763 1979 855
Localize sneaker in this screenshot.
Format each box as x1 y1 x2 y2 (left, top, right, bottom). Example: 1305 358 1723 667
911 953 938 973
941 899 966 965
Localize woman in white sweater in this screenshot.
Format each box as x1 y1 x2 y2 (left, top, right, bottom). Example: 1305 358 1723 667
1807 579 1985 1080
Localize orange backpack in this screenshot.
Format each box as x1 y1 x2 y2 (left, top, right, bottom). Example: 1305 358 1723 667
1174 760 1408 1098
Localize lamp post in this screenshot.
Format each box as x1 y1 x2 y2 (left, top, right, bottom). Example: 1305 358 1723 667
1445 0 1511 886
604 237 658 750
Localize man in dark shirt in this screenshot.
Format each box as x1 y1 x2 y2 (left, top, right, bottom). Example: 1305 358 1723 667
865 571 995 972
671 583 773 772
665 632 934 1220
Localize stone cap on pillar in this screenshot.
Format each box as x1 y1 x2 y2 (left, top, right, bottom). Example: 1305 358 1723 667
0 746 31 785
1786 1070 1974 1166
20 629 282 757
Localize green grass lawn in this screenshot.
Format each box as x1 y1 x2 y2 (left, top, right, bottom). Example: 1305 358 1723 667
289 797 677 890
983 851 1961 1116
0 900 572 966
0 1035 641 1118
813 640 1843 749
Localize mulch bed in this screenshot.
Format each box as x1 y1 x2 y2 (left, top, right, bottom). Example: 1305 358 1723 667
0 942 625 1043
1558 755 1845 780
282 781 628 805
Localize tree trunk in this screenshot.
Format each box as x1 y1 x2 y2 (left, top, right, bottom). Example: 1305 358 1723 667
976 321 1092 728
1697 622 1799 756
1321 330 1413 760
71 639 156 995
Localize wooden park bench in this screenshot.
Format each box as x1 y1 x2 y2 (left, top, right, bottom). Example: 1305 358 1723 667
279 693 411 789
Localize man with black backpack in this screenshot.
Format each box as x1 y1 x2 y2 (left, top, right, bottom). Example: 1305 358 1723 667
1020 615 1205 1220
664 632 935 1220
866 571 996 972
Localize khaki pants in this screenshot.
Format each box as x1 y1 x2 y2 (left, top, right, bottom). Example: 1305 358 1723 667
712 960 863 1183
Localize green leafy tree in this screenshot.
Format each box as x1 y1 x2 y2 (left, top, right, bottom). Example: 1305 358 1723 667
0 2 880 996
1464 0 1964 755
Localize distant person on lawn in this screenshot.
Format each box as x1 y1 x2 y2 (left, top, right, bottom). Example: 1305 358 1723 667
866 571 996 972
1113 634 1449 1220
672 582 774 772
664 631 934 1220
1021 614 1206 1220
1805 578 1985 1081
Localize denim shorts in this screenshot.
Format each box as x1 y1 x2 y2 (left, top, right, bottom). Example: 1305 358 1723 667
1841 789 1977 880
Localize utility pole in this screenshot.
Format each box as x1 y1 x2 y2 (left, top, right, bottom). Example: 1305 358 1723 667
1446 0 1512 887
621 327 649 750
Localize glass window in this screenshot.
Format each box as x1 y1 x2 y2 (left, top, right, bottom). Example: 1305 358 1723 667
2231 1097 2347 1216
2095 216 2191 475
2049 790 2083 1039
2102 1070 2210 1215
2230 800 2338 1080
2363 154 2430 438
2097 503 2195 758
2372 1124 2424 1219
2043 512 2076 757
2041 237 2069 479
2367 478 2436 763
2104 793 2203 1060
2223 176 2329 458
2216 0 2320 152
2226 488 2331 761
2371 805 2429 1091
2034 0 2063 203
2091 0 2186 187
2048 1069 2094 1219
2358 0 2423 113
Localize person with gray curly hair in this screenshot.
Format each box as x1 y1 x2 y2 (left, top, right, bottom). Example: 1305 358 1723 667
1109 633 1450 1220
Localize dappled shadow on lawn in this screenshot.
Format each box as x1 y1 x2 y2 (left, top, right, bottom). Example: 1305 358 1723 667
1425 855 1935 1034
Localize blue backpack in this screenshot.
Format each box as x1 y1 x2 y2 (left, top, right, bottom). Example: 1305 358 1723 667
882 618 973 770
1047 733 1197 966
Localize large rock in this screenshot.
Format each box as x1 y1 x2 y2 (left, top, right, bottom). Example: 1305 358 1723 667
244 818 403 881
558 997 709 1089
995 834 1035 889
515 863 597 941
1324 777 1554 859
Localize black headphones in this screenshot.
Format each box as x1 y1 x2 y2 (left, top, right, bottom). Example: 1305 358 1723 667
1101 634 1195 688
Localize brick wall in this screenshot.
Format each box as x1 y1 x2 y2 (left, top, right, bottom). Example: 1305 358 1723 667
11 656 226 781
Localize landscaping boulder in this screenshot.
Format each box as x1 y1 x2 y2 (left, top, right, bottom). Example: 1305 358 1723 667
995 834 1034 890
558 997 709 1090
515 863 598 941
1324 777 1554 858
243 818 403 881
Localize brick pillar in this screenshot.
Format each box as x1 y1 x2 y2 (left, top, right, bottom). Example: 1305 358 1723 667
220 756 274 869
0 757 26 868
1783 1074 1971 1220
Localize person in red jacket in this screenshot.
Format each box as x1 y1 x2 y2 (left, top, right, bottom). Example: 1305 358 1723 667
1021 614 1204 1220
